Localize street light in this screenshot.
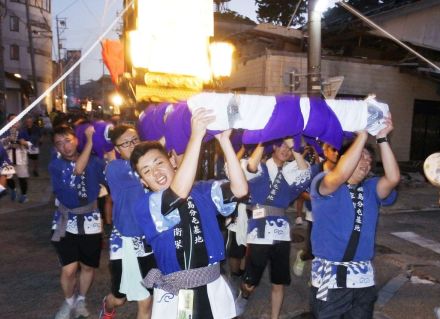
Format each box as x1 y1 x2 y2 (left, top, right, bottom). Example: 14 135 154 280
314 0 330 13
111 93 123 107
209 42 235 78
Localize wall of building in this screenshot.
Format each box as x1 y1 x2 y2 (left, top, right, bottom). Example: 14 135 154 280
371 0 440 51
222 52 440 161
322 57 440 161
1 0 52 114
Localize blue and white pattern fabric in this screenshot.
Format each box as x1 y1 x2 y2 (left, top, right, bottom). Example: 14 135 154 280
51 209 102 235
210 180 237 215
49 155 105 209
243 158 311 209
148 190 181 233
243 158 311 244
311 257 375 301
135 180 236 275
49 154 105 235
247 216 290 244
106 159 149 237
109 227 151 260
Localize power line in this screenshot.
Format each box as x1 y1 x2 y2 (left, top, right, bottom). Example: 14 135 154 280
55 0 78 16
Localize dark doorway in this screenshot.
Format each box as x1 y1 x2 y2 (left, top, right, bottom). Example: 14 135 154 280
410 99 440 160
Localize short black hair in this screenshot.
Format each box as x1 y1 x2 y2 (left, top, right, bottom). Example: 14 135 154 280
109 124 137 145
7 113 16 121
340 139 377 169
52 124 75 141
340 139 375 157
130 141 168 171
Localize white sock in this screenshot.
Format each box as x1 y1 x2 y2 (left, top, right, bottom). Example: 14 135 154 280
65 296 76 307
76 295 85 302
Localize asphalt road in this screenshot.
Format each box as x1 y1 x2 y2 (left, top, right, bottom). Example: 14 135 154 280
1 204 440 319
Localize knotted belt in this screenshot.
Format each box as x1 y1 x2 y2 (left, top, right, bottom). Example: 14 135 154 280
51 201 97 242
315 258 370 301
143 263 220 295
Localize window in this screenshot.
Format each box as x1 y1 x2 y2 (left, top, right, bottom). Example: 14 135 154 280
10 45 19 61
10 16 19 32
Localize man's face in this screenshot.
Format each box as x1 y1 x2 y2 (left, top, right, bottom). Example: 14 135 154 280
25 118 33 128
136 149 176 192
323 144 339 164
350 149 372 184
272 142 292 163
54 133 78 161
114 129 139 160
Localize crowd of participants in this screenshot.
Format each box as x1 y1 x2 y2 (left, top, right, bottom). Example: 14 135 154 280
0 113 47 203
1 106 399 319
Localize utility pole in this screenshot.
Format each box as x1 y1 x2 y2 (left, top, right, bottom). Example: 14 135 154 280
56 16 66 112
25 0 38 99
307 0 322 97
0 1 6 123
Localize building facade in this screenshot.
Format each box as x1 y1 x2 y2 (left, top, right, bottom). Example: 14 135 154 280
217 1 440 162
0 0 52 118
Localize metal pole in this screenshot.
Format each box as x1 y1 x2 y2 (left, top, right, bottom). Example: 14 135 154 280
25 0 38 99
287 0 303 29
307 0 322 97
56 16 65 112
0 2 7 123
337 1 440 72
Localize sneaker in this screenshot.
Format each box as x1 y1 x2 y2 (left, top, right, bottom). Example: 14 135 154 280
73 299 90 318
10 189 17 201
295 216 303 225
235 292 248 317
18 194 28 203
293 249 305 277
434 307 440 319
54 301 73 319
98 297 116 319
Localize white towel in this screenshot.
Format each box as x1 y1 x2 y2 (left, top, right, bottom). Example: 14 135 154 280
119 237 151 301
325 99 368 132
235 204 248 247
187 92 276 130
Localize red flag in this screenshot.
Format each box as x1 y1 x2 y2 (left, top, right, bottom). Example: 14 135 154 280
101 39 124 84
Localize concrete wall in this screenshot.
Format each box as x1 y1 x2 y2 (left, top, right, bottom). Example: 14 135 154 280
322 57 440 161
222 52 440 161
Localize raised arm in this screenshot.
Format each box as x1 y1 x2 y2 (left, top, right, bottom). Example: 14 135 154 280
216 130 248 198
247 143 264 173
285 138 308 170
319 131 368 196
376 115 400 199
236 145 246 160
74 125 94 175
170 108 215 198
